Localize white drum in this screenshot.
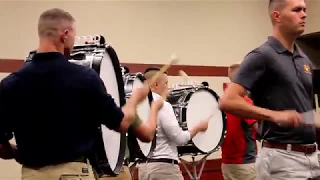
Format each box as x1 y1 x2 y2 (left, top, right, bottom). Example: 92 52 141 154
167 85 227 155
123 72 156 160
69 39 127 177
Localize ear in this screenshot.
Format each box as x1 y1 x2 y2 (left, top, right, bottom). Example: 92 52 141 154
64 29 69 36
155 82 159 87
61 30 69 43
273 11 281 23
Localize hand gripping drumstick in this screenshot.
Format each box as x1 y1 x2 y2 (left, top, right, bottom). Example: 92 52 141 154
301 94 320 128
314 94 320 128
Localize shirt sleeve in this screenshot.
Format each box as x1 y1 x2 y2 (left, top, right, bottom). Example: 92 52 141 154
159 103 191 146
89 70 124 130
0 79 14 144
243 97 257 126
233 49 268 91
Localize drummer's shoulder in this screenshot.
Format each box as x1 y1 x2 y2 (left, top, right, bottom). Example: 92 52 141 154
0 73 18 90
151 92 160 99
67 63 103 86
151 92 171 105
69 63 99 77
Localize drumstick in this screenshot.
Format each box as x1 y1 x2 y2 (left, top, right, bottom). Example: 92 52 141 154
315 94 319 113
314 94 320 128
148 54 179 86
179 70 189 82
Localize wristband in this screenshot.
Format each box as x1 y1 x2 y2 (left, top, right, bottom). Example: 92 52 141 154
129 115 143 130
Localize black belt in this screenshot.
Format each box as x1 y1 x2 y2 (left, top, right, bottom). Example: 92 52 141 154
142 158 178 165
262 141 317 154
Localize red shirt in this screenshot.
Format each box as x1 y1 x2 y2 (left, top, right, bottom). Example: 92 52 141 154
221 96 257 164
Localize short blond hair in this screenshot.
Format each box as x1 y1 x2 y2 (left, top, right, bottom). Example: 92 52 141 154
38 8 75 37
228 61 242 79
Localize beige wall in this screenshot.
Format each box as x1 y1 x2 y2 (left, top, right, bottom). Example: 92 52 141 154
0 1 319 179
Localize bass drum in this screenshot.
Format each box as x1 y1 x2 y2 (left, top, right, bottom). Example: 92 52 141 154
69 42 127 176
167 85 227 155
123 72 156 160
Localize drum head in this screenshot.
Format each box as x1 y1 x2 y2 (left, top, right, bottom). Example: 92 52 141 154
132 74 154 157
186 88 226 153
99 46 126 174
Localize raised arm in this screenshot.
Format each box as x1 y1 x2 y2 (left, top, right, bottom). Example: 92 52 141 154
89 70 149 133
129 99 163 142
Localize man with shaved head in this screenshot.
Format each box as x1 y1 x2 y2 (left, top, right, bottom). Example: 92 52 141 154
0 8 153 180
220 0 320 179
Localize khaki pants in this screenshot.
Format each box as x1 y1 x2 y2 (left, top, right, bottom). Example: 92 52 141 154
21 162 96 180
98 166 132 180
138 162 183 180
221 163 257 180
256 147 320 180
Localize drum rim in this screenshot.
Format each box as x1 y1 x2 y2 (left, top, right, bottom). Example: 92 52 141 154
185 87 227 154
126 73 157 160
102 45 127 175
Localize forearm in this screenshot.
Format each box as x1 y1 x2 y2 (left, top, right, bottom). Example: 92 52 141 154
188 128 199 139
219 96 274 121
118 100 138 133
0 143 17 160
130 107 159 142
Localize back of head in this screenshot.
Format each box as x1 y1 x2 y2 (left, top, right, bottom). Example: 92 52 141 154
143 67 168 95
38 8 76 55
144 67 163 84
38 8 75 38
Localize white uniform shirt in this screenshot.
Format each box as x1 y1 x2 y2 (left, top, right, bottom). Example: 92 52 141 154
151 92 191 160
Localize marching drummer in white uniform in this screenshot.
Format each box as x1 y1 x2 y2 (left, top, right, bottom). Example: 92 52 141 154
138 67 209 180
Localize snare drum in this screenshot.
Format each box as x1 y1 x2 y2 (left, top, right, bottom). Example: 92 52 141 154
123 73 156 160
167 85 227 155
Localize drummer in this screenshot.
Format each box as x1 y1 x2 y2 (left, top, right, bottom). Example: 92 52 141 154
0 8 154 180
137 67 209 180
220 61 258 180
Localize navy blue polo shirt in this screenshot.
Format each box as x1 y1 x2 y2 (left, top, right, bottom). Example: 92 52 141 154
234 36 315 144
0 52 124 167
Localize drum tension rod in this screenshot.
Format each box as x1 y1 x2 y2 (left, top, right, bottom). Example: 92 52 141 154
179 153 212 180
